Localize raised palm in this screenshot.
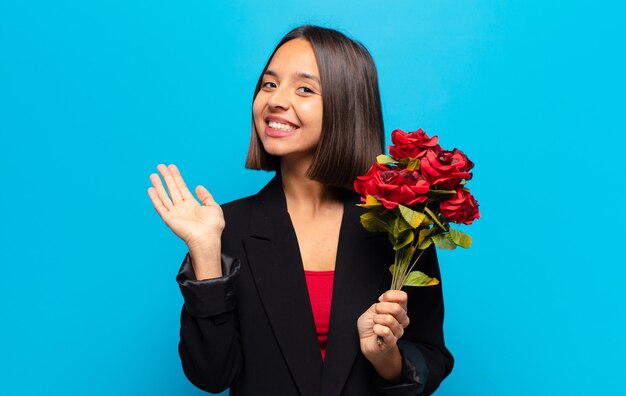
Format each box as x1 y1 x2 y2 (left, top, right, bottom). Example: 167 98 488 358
148 164 225 247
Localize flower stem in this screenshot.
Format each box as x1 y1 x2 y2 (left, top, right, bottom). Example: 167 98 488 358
399 248 426 287
392 249 403 290
392 250 399 290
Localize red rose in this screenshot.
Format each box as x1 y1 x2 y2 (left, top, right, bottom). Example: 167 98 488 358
354 162 390 201
376 169 430 209
420 148 474 190
354 163 430 209
440 188 480 225
389 128 440 159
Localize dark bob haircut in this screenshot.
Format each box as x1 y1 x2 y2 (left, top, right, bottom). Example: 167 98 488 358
245 25 385 190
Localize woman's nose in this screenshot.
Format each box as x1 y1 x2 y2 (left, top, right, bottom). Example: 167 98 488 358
267 86 291 110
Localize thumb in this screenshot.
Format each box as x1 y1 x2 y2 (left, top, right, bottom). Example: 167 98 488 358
195 185 215 206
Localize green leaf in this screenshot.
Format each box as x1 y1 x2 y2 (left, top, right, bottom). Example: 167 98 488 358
403 245 417 262
406 157 420 171
360 211 390 233
403 271 440 287
376 154 399 165
394 216 412 234
430 189 457 194
421 216 433 226
417 228 434 250
398 205 426 228
388 232 398 248
393 230 414 250
432 233 457 250
419 238 433 250
427 189 457 200
357 195 384 209
449 228 472 248
389 263 408 276
424 206 447 231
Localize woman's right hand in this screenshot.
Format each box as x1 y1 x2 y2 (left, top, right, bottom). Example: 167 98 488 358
148 164 225 249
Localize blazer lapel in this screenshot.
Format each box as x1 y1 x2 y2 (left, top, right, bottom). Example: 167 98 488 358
320 194 390 396
243 175 323 396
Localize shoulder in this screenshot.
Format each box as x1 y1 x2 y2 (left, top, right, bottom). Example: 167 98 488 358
218 195 258 253
220 194 257 227
220 173 282 222
221 194 256 213
219 174 279 232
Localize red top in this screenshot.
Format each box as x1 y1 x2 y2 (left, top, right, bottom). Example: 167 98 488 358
303 270 335 361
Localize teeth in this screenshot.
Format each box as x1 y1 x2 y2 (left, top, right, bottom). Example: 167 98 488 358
268 121 296 131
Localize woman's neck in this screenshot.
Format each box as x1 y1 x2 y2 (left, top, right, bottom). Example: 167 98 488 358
280 157 341 214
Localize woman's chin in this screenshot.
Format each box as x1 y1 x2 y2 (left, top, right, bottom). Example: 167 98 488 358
261 142 299 158
263 146 316 164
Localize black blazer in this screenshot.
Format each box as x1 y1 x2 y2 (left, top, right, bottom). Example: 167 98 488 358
176 175 453 395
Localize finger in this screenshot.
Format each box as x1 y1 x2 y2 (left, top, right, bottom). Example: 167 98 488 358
379 290 407 303
374 302 409 328
373 324 397 346
196 185 217 206
157 164 183 204
167 164 194 200
373 314 404 338
150 172 173 209
379 290 408 311
147 187 169 218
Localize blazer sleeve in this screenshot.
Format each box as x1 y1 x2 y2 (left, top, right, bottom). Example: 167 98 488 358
375 245 455 395
176 252 243 394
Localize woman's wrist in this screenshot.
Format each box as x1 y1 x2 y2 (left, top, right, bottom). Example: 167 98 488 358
187 236 223 280
367 344 403 383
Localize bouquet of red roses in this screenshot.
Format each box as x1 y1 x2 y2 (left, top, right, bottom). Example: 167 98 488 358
354 128 480 290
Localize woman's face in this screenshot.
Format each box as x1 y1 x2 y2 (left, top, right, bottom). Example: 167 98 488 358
253 38 323 164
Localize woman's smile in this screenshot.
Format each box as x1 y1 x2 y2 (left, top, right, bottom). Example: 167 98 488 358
264 115 299 137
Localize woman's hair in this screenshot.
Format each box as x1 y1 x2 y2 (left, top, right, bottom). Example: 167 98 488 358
245 25 385 190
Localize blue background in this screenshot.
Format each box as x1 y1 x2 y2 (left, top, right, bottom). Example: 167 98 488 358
1 0 624 394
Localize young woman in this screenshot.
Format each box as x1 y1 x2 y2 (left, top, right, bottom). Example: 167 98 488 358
148 25 453 395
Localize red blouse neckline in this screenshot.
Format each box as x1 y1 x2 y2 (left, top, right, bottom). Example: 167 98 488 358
303 270 335 276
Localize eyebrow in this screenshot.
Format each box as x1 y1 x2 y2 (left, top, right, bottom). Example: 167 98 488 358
264 69 321 85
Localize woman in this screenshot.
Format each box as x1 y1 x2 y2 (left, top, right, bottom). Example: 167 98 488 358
148 25 453 395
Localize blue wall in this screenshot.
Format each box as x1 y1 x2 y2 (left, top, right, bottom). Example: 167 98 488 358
1 1 624 394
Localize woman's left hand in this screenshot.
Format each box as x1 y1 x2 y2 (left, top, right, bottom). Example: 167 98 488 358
357 290 410 364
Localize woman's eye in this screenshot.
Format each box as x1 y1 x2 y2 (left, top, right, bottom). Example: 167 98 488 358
261 81 276 89
297 87 315 94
